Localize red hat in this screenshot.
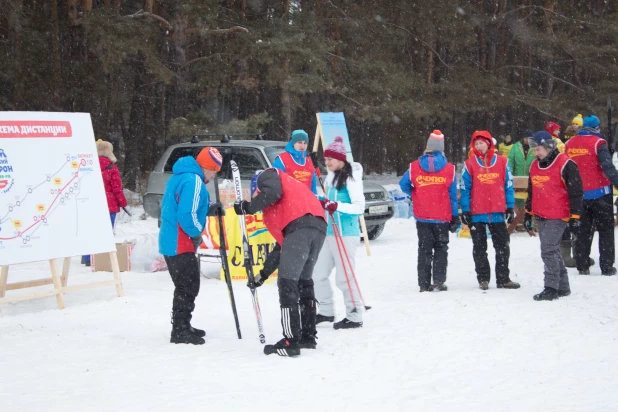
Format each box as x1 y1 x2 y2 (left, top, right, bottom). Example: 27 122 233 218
196 147 223 171
545 121 561 136
324 136 347 162
470 130 493 149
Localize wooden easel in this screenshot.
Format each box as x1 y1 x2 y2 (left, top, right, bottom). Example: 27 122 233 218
0 252 124 310
313 113 372 256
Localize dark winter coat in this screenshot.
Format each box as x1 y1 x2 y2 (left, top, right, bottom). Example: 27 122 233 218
99 155 127 213
525 149 583 217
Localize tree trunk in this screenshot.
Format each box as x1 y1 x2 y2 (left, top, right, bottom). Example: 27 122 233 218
51 0 62 108
8 0 24 109
281 58 292 139
144 0 154 13
426 28 436 85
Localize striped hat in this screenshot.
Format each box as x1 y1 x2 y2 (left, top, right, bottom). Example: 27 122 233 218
426 129 445 152
196 147 223 171
572 113 583 126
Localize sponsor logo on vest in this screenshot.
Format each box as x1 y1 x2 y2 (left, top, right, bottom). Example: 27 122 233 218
476 172 499 184
531 175 550 188
415 175 447 187
292 170 312 182
567 148 589 157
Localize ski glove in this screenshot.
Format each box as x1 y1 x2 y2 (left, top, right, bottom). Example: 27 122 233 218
208 201 225 216
320 199 338 215
233 200 251 215
449 216 460 233
247 270 269 289
523 213 535 236
191 235 203 253
461 212 472 227
505 208 515 224
569 217 581 230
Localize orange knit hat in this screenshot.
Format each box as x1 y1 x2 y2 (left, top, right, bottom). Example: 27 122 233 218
196 147 223 171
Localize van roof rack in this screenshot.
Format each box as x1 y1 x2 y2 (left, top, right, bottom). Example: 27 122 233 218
190 133 266 144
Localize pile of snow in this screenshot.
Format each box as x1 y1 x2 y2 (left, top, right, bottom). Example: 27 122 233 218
2 217 618 411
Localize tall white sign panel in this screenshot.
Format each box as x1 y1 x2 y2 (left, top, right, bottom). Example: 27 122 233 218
0 112 116 266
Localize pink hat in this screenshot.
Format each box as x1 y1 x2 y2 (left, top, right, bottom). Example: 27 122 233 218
324 136 347 162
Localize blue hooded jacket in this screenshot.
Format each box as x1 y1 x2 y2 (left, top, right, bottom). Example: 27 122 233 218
272 140 318 195
399 152 458 223
158 156 210 256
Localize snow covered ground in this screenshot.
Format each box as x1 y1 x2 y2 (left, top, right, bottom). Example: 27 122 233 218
2 215 618 411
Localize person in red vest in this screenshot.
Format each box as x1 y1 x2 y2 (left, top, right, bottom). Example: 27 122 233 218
460 130 520 290
272 129 318 194
565 115 618 276
523 131 583 301
399 130 459 292
234 169 326 357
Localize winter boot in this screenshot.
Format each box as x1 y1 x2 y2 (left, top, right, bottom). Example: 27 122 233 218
419 285 435 292
334 318 363 330
497 280 521 289
479 281 489 291
189 325 206 338
433 283 448 291
602 267 617 276
264 338 301 356
299 334 317 349
560 240 577 268
558 289 571 297
533 287 559 301
316 314 334 324
578 269 590 275
171 321 205 345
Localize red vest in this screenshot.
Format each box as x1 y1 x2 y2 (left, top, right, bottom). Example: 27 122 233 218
565 135 611 191
464 155 507 214
262 169 325 244
529 153 571 219
278 152 315 191
409 160 454 222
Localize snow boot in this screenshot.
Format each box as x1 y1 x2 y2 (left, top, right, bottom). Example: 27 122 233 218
299 280 317 340
419 285 435 292
533 287 559 301
578 269 590 275
479 281 489 291
316 314 334 324
189 325 206 338
560 241 577 268
333 318 363 330
497 280 521 289
171 323 205 345
433 283 448 291
299 334 317 349
602 267 617 276
558 289 571 297
264 338 301 356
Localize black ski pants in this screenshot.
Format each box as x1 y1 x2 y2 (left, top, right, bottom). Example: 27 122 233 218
277 226 326 341
416 222 450 288
164 253 201 326
574 194 615 272
470 222 511 284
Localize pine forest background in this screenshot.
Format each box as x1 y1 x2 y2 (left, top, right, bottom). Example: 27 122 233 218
1 0 617 190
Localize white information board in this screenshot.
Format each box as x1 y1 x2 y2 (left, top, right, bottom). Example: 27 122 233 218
0 112 116 266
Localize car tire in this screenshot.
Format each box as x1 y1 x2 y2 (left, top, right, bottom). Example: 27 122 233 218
365 223 385 241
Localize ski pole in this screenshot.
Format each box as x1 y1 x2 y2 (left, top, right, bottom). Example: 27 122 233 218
122 207 133 217
213 177 242 339
329 213 358 310
332 219 371 310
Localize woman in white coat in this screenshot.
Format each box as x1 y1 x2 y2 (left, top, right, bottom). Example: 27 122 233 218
314 136 366 330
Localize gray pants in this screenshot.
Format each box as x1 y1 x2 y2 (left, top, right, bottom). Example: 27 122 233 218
313 236 363 322
537 219 570 292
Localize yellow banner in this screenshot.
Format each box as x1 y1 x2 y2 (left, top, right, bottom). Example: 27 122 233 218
198 208 277 282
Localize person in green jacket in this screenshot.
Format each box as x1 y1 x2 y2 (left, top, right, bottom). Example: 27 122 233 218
507 129 535 176
507 129 536 233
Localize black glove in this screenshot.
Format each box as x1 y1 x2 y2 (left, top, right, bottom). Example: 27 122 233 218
233 200 250 215
191 235 203 253
569 217 581 231
208 202 225 216
461 212 472 227
505 208 515 224
310 151 319 165
523 213 534 234
247 270 269 288
449 216 460 233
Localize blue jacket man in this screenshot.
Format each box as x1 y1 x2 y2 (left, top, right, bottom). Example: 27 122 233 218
159 147 223 345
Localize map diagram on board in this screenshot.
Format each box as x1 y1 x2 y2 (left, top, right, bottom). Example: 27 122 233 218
0 113 116 266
